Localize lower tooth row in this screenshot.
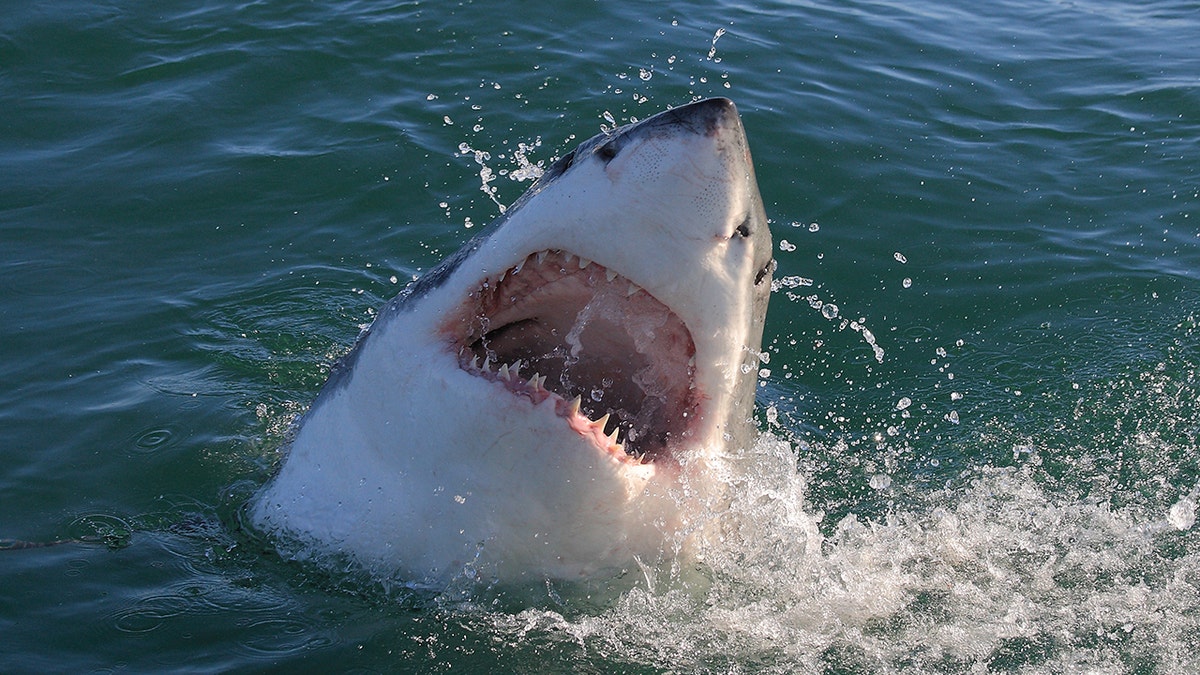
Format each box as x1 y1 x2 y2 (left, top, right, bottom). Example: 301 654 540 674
469 357 628 452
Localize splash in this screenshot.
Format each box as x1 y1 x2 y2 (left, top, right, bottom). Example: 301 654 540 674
458 141 506 213
478 433 1200 672
456 138 547 216
706 27 726 61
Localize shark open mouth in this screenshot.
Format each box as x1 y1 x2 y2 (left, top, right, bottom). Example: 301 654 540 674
442 249 700 464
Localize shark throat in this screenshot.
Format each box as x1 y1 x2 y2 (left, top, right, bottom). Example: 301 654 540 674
442 248 699 464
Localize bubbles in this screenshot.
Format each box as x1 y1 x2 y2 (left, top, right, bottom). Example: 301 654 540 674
67 513 133 549
770 275 812 292
820 303 839 320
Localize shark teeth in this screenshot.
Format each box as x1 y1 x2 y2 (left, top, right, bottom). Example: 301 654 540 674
460 355 635 460
451 246 700 465
464 356 540 388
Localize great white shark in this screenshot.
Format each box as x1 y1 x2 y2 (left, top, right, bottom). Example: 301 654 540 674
252 97 774 586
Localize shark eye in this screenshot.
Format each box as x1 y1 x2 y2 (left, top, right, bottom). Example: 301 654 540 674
733 217 752 238
597 142 618 163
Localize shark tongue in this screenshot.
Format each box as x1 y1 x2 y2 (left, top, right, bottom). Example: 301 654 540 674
444 249 698 462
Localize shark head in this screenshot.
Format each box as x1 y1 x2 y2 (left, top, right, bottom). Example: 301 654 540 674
253 97 773 586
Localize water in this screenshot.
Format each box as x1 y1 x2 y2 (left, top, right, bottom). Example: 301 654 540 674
2 0 1198 671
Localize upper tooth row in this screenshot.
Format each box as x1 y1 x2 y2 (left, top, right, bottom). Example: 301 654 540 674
469 356 548 389
494 251 643 296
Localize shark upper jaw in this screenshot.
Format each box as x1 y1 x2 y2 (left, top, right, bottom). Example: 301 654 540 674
440 247 702 467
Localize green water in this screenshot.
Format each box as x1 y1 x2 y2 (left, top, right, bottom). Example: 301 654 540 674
2 0 1199 671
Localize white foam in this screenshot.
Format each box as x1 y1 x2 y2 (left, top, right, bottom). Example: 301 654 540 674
1168 495 1196 530
479 432 1200 672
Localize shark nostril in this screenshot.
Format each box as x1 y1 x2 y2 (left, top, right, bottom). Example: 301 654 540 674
733 216 752 238
754 259 775 286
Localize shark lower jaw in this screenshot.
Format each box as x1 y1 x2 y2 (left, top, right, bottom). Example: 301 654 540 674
441 248 702 465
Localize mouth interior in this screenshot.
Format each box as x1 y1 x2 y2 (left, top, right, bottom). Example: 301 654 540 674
443 249 698 463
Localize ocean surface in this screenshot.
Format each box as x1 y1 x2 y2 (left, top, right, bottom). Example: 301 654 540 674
3 0 1199 672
